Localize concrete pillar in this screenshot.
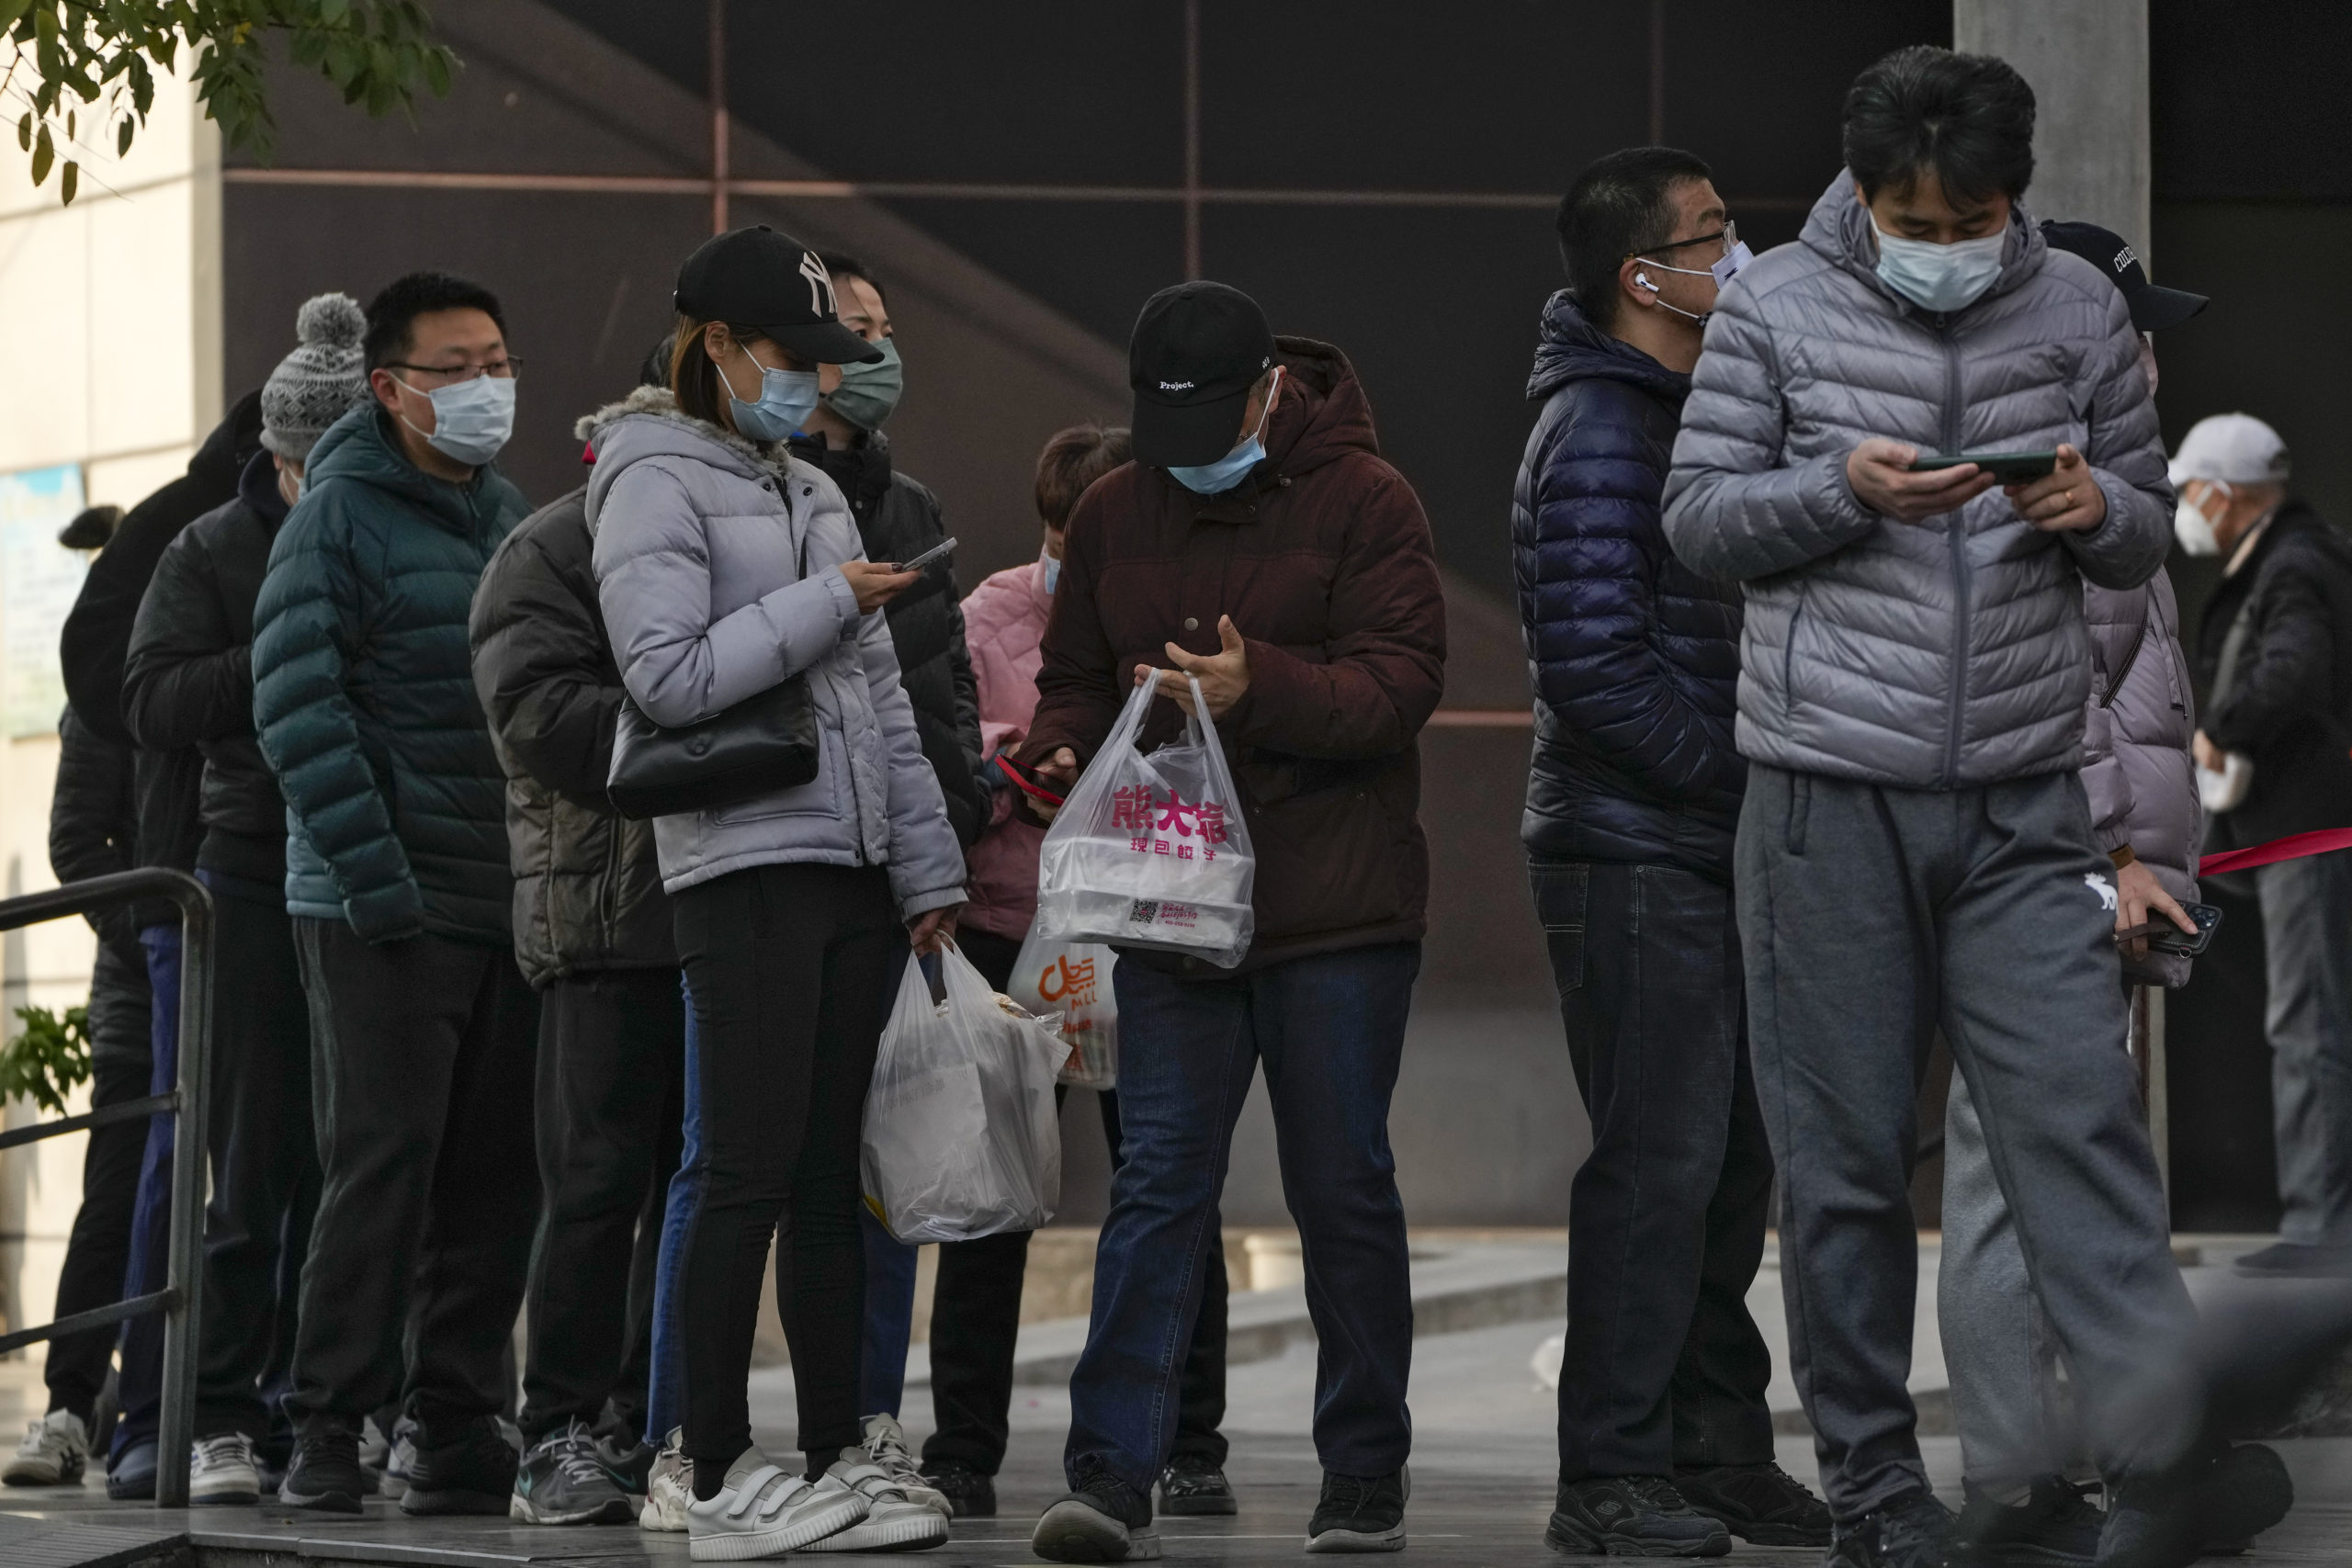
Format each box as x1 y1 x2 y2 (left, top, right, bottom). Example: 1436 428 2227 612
1953 0 2151 258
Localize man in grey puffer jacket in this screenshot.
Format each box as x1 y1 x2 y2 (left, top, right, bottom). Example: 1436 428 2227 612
1664 47 2204 1566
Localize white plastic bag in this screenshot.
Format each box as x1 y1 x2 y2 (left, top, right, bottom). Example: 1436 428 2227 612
861 942 1064 1244
1033 674 1257 968
1009 929 1118 1090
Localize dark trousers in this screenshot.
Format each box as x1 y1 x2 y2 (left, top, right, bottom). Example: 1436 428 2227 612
194 884 322 1442
1067 943 1419 1490
45 942 152 1427
519 967 686 1443
2256 851 2352 1246
113 925 183 1461
284 921 541 1436
1530 859 1776 1482
673 863 895 1476
919 925 1227 1475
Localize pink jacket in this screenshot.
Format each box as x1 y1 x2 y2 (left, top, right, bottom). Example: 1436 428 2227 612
960 557 1053 940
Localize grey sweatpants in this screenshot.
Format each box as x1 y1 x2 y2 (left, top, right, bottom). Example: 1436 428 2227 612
1736 765 2199 1518
1939 1071 2070 1490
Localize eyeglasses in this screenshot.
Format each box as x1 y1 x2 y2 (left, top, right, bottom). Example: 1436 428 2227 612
382 357 523 386
1628 220 1736 261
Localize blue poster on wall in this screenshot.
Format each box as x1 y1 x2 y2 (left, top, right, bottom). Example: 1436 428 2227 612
0 465 92 739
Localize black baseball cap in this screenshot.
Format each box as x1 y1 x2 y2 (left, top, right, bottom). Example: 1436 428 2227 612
673 226 883 364
2040 220 2209 333
1128 282 1278 467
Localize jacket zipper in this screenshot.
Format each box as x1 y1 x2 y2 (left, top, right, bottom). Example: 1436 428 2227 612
1939 318 1971 787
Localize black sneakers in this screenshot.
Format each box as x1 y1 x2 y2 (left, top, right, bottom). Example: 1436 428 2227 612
2231 1240 2352 1278
2099 1439 2297 1568
279 1423 368 1514
400 1415 519 1516
922 1457 998 1518
2188 1440 2293 1551
1676 1461 1834 1546
1949 1475 2103 1567
1158 1451 1238 1517
1828 1490 1957 1568
1032 1468 1159 1562
1545 1474 1730 1557
1307 1467 1408 1554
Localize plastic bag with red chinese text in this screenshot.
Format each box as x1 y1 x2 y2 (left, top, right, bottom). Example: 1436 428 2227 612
1009 928 1118 1089
861 942 1065 1244
1033 674 1257 968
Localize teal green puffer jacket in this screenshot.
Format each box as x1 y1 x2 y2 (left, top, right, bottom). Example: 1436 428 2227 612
253 403 530 943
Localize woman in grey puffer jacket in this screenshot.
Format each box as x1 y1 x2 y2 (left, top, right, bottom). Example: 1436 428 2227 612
585 227 961 1552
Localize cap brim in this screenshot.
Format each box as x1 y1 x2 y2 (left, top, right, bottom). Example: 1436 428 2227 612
2132 284 2209 333
1132 387 1251 468
763 319 887 365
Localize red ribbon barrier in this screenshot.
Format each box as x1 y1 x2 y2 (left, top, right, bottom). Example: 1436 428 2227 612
2199 827 2352 876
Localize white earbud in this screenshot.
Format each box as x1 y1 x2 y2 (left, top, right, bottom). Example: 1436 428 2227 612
1635 271 1660 294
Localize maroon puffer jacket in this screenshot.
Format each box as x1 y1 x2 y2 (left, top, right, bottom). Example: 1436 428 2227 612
1020 337 1447 975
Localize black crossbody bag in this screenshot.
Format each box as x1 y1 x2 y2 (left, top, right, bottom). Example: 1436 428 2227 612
607 519 821 819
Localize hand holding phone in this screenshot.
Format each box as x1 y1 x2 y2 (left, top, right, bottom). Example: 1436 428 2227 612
894 536 957 574
1906 450 2059 484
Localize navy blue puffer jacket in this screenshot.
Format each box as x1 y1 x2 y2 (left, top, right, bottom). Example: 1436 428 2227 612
1513 291 1743 880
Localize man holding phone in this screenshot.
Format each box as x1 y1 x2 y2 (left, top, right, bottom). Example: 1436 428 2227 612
1664 47 2209 1568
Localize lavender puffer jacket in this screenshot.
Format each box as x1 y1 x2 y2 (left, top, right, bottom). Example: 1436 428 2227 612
2082 570 2199 987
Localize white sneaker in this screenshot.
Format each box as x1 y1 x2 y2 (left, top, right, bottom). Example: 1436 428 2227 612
380 1416 418 1498
685 1449 868 1562
803 1457 951 1553
640 1429 691 1532
853 1413 952 1523
189 1433 260 1506
3 1409 90 1486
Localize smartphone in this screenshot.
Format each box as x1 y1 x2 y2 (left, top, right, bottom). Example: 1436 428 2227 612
994 751 1067 807
1906 450 2060 484
2144 900 2223 957
893 536 956 574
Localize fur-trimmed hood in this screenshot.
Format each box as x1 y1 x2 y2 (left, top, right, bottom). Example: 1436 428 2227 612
578 385 808 536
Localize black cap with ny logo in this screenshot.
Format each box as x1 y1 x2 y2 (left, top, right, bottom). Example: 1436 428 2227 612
673 225 884 365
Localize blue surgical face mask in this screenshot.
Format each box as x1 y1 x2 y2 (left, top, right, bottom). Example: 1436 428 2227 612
1871 220 2007 313
823 337 903 431
717 350 820 443
1040 543 1061 594
394 372 516 468
1168 367 1283 495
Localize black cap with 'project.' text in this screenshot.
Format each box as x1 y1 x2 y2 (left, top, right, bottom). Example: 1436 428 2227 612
1128 281 1277 467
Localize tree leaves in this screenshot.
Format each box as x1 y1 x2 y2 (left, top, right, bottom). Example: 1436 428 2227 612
1 1004 92 1119
8 2 460 204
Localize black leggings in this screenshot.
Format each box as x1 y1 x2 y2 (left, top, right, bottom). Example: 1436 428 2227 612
673 862 897 1482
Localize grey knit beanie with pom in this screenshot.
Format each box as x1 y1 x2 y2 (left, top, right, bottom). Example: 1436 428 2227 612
262 293 369 461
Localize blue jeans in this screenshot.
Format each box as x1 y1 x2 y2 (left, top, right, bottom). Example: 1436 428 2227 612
113 923 182 1461
1066 943 1420 1490
860 1209 920 1419
644 977 703 1442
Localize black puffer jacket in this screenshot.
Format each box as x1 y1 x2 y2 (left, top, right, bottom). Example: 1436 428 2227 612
122 451 291 895
1512 291 1743 881
788 432 989 845
63 394 260 930
2195 500 2352 850
50 705 144 962
469 486 673 987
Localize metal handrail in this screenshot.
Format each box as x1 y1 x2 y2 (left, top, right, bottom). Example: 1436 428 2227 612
0 868 211 1507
